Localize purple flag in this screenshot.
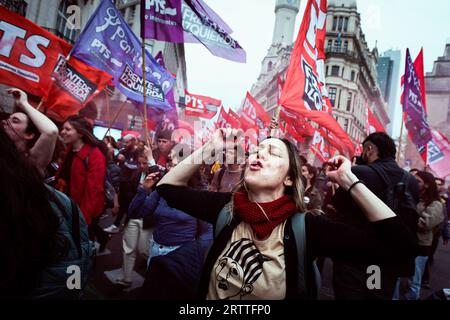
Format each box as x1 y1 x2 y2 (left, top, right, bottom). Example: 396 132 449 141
71 0 175 110
141 0 246 63
402 49 432 148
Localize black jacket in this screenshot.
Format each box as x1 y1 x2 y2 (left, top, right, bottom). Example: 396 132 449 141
331 158 420 299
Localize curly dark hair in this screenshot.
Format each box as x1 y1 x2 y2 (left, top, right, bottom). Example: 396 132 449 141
0 125 67 297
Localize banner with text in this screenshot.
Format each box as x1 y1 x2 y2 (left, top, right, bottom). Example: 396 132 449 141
71 0 175 109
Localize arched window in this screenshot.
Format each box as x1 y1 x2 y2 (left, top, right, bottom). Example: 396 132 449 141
267 61 273 72
56 0 80 44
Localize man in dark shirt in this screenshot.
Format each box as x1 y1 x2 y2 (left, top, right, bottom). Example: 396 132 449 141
104 134 141 233
331 132 420 300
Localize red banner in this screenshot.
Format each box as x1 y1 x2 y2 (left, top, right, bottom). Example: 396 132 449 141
0 6 71 97
424 130 450 178
215 107 229 128
240 91 271 131
367 106 385 134
184 90 221 119
227 108 241 128
278 0 354 156
45 56 112 122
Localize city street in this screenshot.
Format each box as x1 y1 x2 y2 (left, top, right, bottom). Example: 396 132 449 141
87 212 450 300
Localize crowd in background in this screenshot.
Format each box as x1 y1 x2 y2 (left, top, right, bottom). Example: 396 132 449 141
1 88 449 300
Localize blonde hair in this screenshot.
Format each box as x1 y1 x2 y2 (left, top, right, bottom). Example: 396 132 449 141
226 138 307 223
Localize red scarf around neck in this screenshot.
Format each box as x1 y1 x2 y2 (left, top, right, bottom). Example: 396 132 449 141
233 192 297 239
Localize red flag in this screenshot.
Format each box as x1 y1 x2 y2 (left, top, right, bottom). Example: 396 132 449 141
44 56 113 122
401 49 427 112
227 108 241 128
279 0 354 156
279 0 327 112
311 130 331 162
424 130 450 178
0 6 71 97
367 105 385 134
240 91 271 131
215 107 230 128
184 90 221 119
401 49 429 163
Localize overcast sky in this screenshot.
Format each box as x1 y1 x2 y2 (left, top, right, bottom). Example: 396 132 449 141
183 0 450 137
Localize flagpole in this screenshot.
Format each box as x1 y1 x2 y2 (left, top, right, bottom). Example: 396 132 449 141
270 105 281 137
105 90 111 129
397 115 404 163
36 99 44 112
141 41 150 146
103 100 127 140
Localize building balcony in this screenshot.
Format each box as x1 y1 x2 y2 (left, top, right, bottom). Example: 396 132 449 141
325 47 359 61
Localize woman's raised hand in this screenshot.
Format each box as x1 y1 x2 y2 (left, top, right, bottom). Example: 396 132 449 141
6 88 28 107
325 156 358 191
210 128 243 150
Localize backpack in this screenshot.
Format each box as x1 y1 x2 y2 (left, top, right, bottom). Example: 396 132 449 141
215 203 321 299
84 147 116 209
31 187 96 299
368 163 418 231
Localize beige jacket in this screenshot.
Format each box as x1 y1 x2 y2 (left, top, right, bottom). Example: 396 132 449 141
417 200 444 247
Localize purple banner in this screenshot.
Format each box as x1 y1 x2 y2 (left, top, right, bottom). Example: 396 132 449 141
71 0 175 110
141 0 184 42
402 49 432 148
141 0 246 63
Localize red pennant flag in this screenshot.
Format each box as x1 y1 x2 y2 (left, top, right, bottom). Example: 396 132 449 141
0 6 71 97
278 0 354 156
227 108 241 128
240 91 271 131
423 130 450 178
401 49 429 163
184 90 221 119
215 107 230 128
367 105 385 134
44 56 113 122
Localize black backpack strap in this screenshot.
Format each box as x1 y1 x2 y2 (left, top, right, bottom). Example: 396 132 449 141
70 199 82 259
291 212 321 299
291 213 307 296
48 188 82 259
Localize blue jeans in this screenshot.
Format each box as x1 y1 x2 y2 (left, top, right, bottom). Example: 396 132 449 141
405 255 429 300
147 239 181 267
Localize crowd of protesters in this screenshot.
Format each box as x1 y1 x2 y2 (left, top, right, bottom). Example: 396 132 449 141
1 87 449 300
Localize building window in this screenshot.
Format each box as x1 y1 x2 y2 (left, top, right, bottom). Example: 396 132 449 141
326 66 329 76
344 17 349 32
128 5 136 23
338 17 343 31
267 61 273 72
0 0 27 15
344 119 349 132
336 88 341 109
333 17 338 31
56 0 80 44
347 92 353 111
327 39 333 49
329 87 337 107
342 67 345 77
343 40 348 51
331 66 340 77
350 71 356 81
